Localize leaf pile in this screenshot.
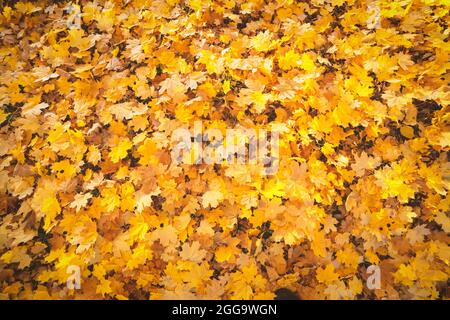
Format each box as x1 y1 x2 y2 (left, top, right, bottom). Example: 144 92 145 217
0 0 449 299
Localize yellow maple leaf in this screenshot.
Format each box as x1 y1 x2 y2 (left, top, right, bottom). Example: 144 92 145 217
41 196 61 231
109 138 132 163
316 264 339 284
202 190 223 208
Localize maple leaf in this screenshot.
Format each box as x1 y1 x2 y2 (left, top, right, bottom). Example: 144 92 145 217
0 247 32 269
135 187 161 213
151 225 178 247
180 241 207 263
196 220 215 237
202 190 223 208
215 246 237 263
109 102 147 120
69 193 92 212
159 74 187 103
278 50 301 71
21 102 49 117
109 138 132 163
393 264 417 286
299 53 315 72
41 195 61 231
250 31 277 52
351 151 381 177
316 264 339 284
406 225 430 245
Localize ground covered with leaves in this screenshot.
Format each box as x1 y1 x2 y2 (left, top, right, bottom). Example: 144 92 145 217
0 0 449 300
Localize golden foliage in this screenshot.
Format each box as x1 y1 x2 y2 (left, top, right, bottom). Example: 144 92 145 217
0 0 449 300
